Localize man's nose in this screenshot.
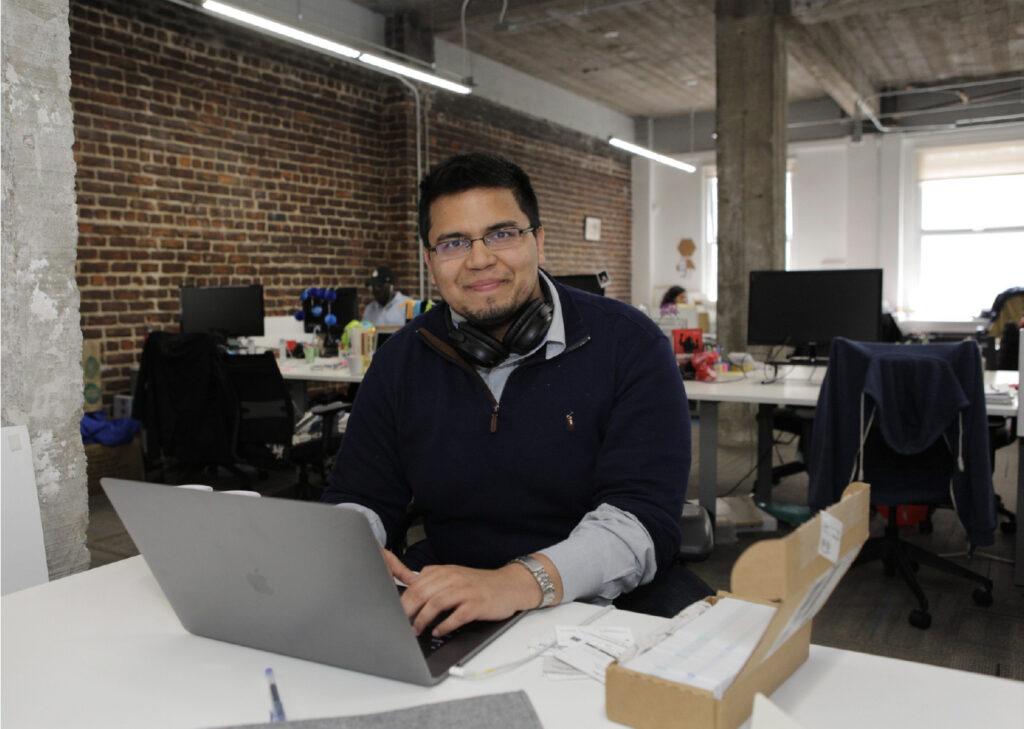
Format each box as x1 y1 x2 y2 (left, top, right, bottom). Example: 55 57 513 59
465 238 497 267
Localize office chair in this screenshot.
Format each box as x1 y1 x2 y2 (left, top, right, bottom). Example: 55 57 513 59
133 332 239 481
808 338 997 630
290 400 349 500
768 406 815 484
221 351 296 470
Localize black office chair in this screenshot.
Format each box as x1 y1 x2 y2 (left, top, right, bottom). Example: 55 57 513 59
133 332 239 480
769 406 815 484
808 338 997 630
221 351 296 470
290 400 349 500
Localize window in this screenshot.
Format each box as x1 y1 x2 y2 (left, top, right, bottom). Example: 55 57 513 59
911 141 1024 320
703 164 793 302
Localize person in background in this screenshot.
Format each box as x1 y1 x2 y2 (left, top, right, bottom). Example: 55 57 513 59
323 152 709 638
362 266 411 326
659 285 688 314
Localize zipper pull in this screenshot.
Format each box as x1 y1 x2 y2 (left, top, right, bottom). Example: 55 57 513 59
490 405 499 433
566 412 575 432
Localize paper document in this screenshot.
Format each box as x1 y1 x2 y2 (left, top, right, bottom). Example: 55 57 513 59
621 597 776 699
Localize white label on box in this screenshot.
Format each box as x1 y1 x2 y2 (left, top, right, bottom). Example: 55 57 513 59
818 511 843 563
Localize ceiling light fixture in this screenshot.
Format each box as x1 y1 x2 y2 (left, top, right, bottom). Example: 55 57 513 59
608 137 696 173
202 0 471 94
359 54 472 95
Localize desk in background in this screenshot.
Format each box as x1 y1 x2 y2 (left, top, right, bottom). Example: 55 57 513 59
3 556 1021 729
278 356 362 412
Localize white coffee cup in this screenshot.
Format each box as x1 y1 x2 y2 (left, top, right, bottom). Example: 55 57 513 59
348 354 364 376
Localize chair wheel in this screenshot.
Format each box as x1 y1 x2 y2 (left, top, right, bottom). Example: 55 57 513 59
972 588 994 607
909 609 931 629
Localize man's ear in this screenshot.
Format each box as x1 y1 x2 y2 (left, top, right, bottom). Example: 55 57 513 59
422 246 437 286
534 226 546 266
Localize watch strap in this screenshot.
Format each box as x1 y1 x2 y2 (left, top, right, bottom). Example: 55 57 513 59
509 555 556 608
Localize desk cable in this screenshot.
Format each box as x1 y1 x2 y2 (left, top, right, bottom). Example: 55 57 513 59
448 605 616 680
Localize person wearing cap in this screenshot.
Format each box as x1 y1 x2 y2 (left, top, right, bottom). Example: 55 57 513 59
323 153 707 639
362 266 411 326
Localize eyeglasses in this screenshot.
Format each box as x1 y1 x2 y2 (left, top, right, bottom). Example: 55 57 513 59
427 226 536 261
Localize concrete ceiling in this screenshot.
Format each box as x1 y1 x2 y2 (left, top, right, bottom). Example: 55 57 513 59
346 0 1024 123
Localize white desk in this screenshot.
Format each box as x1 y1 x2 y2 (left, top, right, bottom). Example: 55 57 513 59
3 557 1021 729
278 357 362 411
685 369 1018 520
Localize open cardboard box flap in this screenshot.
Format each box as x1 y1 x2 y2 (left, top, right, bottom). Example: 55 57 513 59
606 482 870 729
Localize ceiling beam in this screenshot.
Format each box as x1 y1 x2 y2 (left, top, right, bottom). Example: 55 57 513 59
785 18 878 118
790 0 949 23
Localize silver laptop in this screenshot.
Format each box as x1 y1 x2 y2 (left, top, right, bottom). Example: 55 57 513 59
101 478 524 685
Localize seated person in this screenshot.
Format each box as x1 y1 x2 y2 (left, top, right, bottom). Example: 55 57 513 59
660 285 688 314
363 266 411 326
323 152 708 637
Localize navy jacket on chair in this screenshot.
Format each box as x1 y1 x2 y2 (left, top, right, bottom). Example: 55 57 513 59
808 338 996 547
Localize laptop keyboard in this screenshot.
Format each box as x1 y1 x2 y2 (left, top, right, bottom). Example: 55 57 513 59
396 585 464 657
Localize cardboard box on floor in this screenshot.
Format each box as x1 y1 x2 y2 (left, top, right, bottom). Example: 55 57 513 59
606 482 870 729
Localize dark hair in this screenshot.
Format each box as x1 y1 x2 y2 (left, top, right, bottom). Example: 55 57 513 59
417 153 541 247
660 286 687 307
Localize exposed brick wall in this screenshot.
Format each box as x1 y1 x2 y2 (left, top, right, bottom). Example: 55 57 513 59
70 0 632 406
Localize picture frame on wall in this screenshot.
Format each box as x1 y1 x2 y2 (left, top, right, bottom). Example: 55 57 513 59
583 216 602 241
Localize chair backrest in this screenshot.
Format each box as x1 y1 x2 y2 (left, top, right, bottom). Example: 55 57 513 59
221 351 295 449
134 331 237 465
808 337 996 547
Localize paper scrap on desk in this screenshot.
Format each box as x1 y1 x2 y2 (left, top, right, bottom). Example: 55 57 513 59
764 549 857 662
751 693 805 729
621 597 777 699
544 625 634 682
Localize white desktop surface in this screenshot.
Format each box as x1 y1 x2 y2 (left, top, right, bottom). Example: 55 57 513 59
278 356 363 383
4 556 1022 729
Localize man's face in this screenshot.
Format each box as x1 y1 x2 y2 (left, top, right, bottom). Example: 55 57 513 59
371 282 393 307
423 187 545 337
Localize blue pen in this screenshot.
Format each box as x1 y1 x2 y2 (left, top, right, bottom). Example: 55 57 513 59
265 667 287 722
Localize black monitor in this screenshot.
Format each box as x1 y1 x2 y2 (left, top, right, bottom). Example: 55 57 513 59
301 287 359 335
179 285 265 338
747 268 883 361
554 271 609 296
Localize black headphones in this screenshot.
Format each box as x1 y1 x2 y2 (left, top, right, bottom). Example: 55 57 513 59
445 277 554 368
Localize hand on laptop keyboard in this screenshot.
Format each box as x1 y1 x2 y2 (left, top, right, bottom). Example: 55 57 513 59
380 548 560 637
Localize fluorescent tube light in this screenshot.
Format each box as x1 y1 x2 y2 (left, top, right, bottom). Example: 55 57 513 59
203 1 361 59
608 137 696 173
201 1 472 95
359 54 472 95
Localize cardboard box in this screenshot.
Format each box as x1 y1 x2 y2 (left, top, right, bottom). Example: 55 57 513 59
606 482 870 729
85 436 144 495
83 340 103 413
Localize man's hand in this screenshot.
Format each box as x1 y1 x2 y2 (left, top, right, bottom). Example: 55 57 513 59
380 549 562 637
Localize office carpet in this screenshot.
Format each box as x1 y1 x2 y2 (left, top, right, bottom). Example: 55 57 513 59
86 422 1023 681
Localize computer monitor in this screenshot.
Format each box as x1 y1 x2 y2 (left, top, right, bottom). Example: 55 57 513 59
179 285 265 338
747 268 883 362
553 271 608 296
302 287 359 335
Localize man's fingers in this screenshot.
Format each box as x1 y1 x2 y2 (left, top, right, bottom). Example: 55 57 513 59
380 549 417 585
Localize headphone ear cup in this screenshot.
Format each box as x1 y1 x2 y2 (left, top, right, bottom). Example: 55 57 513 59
503 298 553 355
445 306 508 368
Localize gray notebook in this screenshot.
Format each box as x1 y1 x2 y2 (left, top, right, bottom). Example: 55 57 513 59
102 478 523 686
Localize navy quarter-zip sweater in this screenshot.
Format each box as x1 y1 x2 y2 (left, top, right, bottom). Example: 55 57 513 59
322 279 691 582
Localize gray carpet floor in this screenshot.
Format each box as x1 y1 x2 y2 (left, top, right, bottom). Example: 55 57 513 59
87 417 1024 681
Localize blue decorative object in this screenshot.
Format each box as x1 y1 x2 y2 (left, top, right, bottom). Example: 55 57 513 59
294 311 305 321
324 313 337 326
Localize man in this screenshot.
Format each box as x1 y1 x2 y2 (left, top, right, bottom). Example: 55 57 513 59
323 153 702 638
362 266 411 326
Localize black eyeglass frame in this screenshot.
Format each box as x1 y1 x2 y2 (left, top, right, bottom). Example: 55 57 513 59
426 226 538 260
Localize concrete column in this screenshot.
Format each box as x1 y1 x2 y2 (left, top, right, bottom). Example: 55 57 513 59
2 0 89 578
715 0 788 355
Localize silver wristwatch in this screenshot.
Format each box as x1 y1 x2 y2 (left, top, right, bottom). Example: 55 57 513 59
509 555 556 608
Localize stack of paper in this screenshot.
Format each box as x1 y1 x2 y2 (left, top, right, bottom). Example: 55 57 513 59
621 597 776 699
